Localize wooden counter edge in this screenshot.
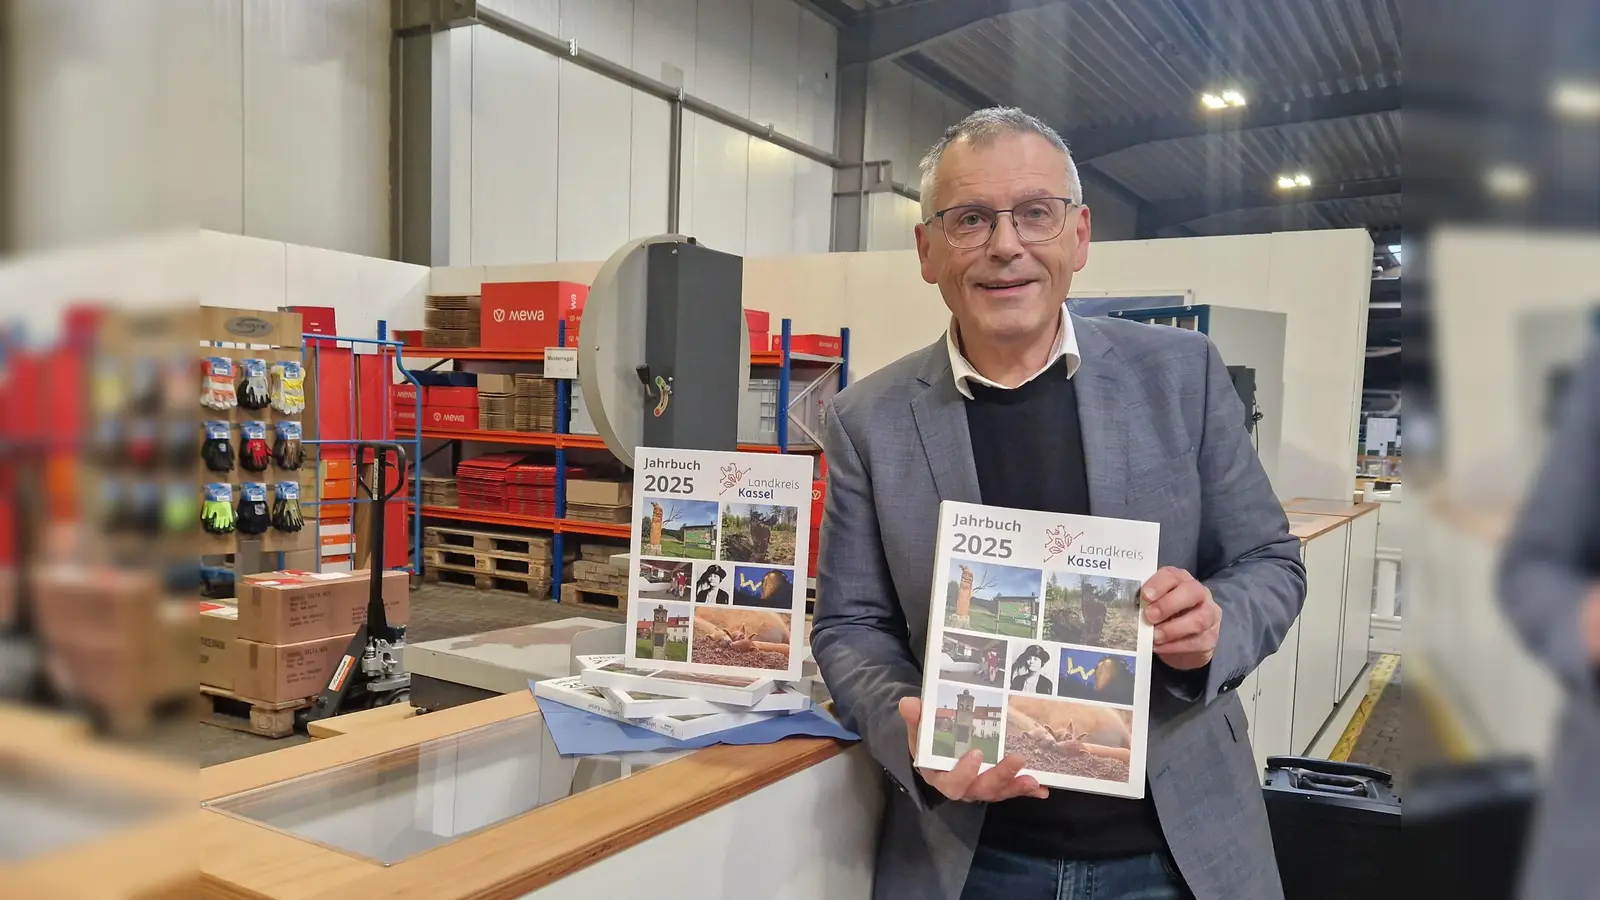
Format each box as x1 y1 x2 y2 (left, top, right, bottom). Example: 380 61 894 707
1286 513 1347 542
317 735 851 900
1282 498 1380 519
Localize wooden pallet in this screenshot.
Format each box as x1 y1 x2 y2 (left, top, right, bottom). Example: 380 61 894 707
199 685 313 739
424 524 554 558
424 562 551 597
423 544 557 578
562 582 625 609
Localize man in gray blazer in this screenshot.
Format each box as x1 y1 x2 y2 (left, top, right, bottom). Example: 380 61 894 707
1498 340 1600 900
812 108 1306 900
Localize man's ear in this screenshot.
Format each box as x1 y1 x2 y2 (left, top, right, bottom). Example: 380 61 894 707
1072 206 1092 272
915 222 939 285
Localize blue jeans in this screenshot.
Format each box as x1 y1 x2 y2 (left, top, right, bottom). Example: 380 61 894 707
959 844 1193 900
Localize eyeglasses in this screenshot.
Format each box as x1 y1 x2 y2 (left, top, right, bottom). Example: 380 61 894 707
927 197 1080 249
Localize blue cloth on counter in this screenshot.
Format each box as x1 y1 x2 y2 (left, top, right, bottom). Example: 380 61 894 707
532 691 859 757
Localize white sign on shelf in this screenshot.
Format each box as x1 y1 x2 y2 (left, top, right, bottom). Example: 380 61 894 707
624 447 815 682
543 347 578 380
915 500 1159 798
1364 416 1398 455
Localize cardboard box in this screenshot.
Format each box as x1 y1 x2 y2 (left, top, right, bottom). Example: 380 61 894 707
235 569 410 645
744 309 771 332
199 601 238 690
475 373 516 394
567 479 632 507
284 305 337 336
774 333 842 357
321 458 353 481
426 405 479 430
428 386 478 408
394 383 420 406
322 477 355 501
480 281 588 350
750 331 768 352
234 634 353 704
395 407 417 429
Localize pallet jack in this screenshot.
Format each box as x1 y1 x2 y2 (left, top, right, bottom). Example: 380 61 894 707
302 441 412 724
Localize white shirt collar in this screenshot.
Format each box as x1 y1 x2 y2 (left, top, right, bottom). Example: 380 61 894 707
947 303 1081 399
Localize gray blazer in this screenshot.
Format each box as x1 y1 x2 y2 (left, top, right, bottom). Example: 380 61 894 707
1498 342 1600 900
813 314 1305 900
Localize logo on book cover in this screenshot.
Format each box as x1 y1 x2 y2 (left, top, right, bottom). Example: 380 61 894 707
1043 525 1084 564
718 462 750 496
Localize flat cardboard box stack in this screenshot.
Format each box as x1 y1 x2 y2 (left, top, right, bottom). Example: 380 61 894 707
565 478 632 525
514 374 555 432
226 569 411 704
199 600 238 690
423 295 481 348
418 476 459 507
565 542 628 600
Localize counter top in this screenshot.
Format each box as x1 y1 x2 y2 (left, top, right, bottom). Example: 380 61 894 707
1287 512 1348 542
200 691 851 900
1284 497 1379 519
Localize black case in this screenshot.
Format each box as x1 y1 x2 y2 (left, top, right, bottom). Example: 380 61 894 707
1262 756 1402 900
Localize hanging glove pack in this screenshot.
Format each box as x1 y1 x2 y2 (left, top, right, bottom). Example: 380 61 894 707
239 421 271 472
274 421 303 470
165 483 196 534
169 419 198 469
201 357 238 410
236 482 270 535
271 481 304 533
270 361 306 415
238 358 271 410
202 421 234 472
202 483 236 534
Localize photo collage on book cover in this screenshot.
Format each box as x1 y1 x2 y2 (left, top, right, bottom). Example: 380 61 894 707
632 494 801 672
932 556 1144 784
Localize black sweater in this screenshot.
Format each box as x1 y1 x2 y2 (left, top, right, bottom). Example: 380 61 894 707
965 357 1168 860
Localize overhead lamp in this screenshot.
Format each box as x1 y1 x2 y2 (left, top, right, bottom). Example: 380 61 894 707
1201 90 1247 110
1550 79 1600 120
1485 164 1533 199
1276 173 1313 189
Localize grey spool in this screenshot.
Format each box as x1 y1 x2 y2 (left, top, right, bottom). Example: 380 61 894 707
576 234 751 470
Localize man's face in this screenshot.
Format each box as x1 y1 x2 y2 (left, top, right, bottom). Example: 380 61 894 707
915 133 1092 345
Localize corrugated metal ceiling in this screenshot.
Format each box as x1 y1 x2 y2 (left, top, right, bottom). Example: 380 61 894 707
869 0 1402 235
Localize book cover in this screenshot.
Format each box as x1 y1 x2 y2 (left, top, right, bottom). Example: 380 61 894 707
914 501 1159 798
601 682 809 718
579 660 777 706
626 448 814 681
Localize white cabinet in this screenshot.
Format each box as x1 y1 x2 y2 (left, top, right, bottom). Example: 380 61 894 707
1251 616 1300 768
1335 509 1379 699
1290 519 1348 753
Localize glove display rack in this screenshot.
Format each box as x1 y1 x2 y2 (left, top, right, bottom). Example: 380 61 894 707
198 306 316 557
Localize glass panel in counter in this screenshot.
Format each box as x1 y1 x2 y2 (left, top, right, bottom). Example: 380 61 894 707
202 712 689 866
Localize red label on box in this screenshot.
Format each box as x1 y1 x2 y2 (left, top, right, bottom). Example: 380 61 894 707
394 384 419 405
428 386 478 408
480 282 589 350
428 406 479 430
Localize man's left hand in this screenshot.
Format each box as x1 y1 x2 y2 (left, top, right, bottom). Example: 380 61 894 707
1143 566 1221 670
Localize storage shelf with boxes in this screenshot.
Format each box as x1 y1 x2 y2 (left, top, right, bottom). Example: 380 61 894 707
402 287 846 603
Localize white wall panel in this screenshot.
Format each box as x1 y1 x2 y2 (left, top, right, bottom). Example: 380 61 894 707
558 65 635 260
798 13 838 152
865 63 915 179
160 0 244 236
688 116 750 256
470 0 560 266
452 0 834 264
695 0 754 116
746 142 797 257
241 0 389 259
750 0 800 134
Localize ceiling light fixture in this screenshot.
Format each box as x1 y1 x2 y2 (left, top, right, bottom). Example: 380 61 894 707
1201 90 1247 110
1551 80 1600 120
1276 173 1313 189
1485 164 1533 199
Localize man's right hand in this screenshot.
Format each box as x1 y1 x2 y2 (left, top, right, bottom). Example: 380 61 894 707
898 696 1049 802
1583 586 1600 664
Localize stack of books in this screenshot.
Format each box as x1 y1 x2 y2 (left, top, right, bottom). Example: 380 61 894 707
533 654 810 741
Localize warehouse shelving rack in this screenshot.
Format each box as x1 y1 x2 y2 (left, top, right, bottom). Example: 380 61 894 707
302 321 425 576
405 317 848 599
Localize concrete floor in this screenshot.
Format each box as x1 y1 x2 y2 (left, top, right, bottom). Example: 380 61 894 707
197 582 623 767
1346 661 1403 775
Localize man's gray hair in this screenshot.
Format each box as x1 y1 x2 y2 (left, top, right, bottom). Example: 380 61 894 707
917 107 1081 219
